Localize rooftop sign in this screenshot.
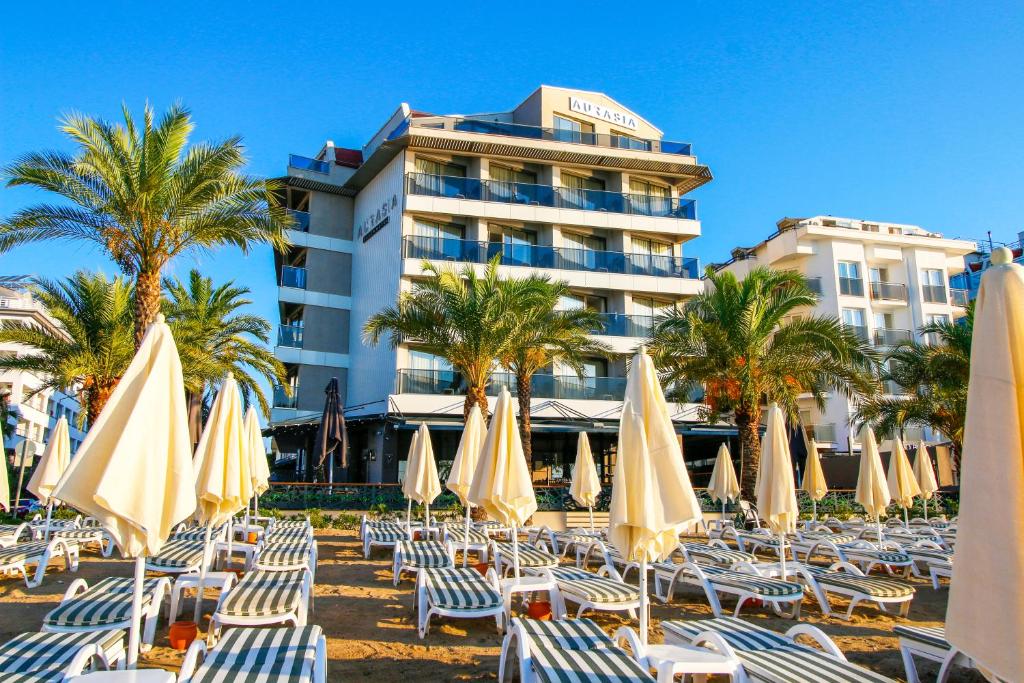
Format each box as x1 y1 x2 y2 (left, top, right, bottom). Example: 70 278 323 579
568 96 638 130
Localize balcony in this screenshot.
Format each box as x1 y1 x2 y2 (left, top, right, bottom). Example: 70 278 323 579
950 288 969 307
873 328 912 346
287 209 310 232
838 277 864 297
594 313 655 338
288 154 330 175
869 281 907 302
806 423 836 443
277 324 304 348
922 284 947 304
280 266 307 289
406 173 698 220
413 117 693 156
273 385 297 409
395 369 627 401
844 325 870 343
404 236 700 279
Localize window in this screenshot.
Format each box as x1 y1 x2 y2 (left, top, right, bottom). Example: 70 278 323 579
560 172 605 210
631 237 674 276
414 157 465 177
489 165 539 204
632 237 672 256
869 267 886 283
561 232 606 270
610 130 647 151
920 268 947 303
632 296 675 318
553 115 593 144
842 308 867 341
628 178 671 216
838 261 864 296
629 179 670 198
414 219 463 240
488 226 537 267
924 314 950 345
558 293 606 313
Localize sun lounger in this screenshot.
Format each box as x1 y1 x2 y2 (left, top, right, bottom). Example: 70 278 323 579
0 538 79 587
664 615 895 682
531 526 604 559
0 523 31 548
414 566 504 638
179 625 326 683
41 576 169 651
651 561 804 619
264 526 314 546
477 520 511 538
678 541 756 567
172 523 229 543
393 540 454 585
787 531 858 562
145 539 208 575
894 625 981 683
490 541 559 577
255 540 318 579
0 629 126 681
788 562 915 619
499 617 654 683
51 520 114 558
362 521 413 558
542 565 640 619
211 568 312 635
804 539 914 576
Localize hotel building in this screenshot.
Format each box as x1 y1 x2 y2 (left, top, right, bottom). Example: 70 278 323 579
719 216 975 452
267 86 729 483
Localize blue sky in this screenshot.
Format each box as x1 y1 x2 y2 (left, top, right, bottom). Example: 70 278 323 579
2 1 1022 336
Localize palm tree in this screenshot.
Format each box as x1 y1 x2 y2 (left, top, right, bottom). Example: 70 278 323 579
363 256 548 419
0 273 135 425
855 307 972 462
650 267 877 497
1 103 292 349
162 269 287 420
501 278 611 469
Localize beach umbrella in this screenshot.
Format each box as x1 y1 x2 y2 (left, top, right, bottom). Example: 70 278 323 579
468 387 536 580
313 377 347 487
801 436 828 522
947 247 1024 680
855 426 890 540
0 435 9 513
570 432 601 532
609 349 702 647
244 406 271 517
886 437 921 527
447 405 485 567
913 441 939 521
403 423 441 532
707 443 740 523
51 314 195 667
754 403 799 578
27 415 71 542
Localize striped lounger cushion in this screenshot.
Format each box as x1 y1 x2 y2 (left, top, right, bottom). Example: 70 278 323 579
273 520 311 530
190 625 322 683
681 543 755 566
44 578 163 627
802 566 915 598
799 532 858 545
893 625 949 649
840 547 912 564
495 543 559 568
172 527 212 542
147 539 206 570
516 618 651 683
51 529 105 542
0 629 125 681
675 564 803 598
737 533 788 548
397 541 452 569
517 617 613 649
425 568 502 609
907 548 953 564
219 570 306 618
0 525 25 540
259 543 312 568
367 523 408 543
265 528 311 544
0 541 76 565
548 567 639 604
663 616 893 683
447 528 490 545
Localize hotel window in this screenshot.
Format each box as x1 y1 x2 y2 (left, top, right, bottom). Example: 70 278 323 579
489 165 538 203
631 237 673 276
560 173 605 210
406 350 459 395
633 297 674 337
413 157 466 197
561 232 606 270
920 268 947 303
412 219 464 261
414 157 465 177
558 293 606 313
838 261 864 296
553 115 593 144
488 226 536 267
611 130 648 151
842 308 868 341
628 178 671 216
924 314 950 345
414 219 463 240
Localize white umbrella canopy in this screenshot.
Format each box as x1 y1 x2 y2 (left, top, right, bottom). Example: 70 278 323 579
886 437 921 525
947 247 1024 680
570 432 601 531
0 436 9 513
855 426 890 536
707 443 740 521
403 423 441 530
753 403 799 576
912 441 939 521
51 314 195 667
801 437 828 521
447 405 485 566
245 406 271 497
27 415 71 542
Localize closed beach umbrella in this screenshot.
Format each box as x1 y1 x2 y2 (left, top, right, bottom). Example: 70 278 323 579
913 441 939 521
886 437 921 526
51 314 195 666
469 387 536 579
447 405 485 566
244 406 271 516
754 403 799 577
314 377 347 486
855 426 890 539
801 436 828 521
570 432 601 531
0 443 8 513
707 443 740 522
609 349 702 646
27 415 71 541
403 423 441 532
947 247 1024 680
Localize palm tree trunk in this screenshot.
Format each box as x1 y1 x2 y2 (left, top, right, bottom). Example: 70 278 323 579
134 268 162 350
516 372 533 472
464 384 489 421
735 406 761 500
88 379 118 426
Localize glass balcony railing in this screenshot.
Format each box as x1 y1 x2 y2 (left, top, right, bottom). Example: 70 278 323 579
395 369 627 400
839 277 864 297
273 384 297 409
406 173 698 220
277 324 304 348
869 281 908 301
844 325 870 343
950 288 969 307
922 284 947 304
873 328 912 346
594 313 656 338
403 236 700 279
287 209 310 232
806 423 836 443
288 154 330 174
280 265 307 289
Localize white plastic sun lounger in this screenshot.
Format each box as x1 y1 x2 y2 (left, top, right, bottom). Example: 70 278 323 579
362 520 414 558
651 561 804 619
179 625 326 683
490 540 559 577
0 523 31 548
541 565 641 619
0 629 126 681
803 539 914 576
442 523 491 562
211 568 312 637
786 562 916 620
145 539 208 576
52 523 114 558
255 539 318 580
415 566 505 638
0 538 79 587
893 625 987 683
392 540 454 585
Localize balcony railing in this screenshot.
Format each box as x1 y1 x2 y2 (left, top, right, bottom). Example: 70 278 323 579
288 154 330 175
404 236 700 279
278 325 304 348
594 313 656 338
869 281 907 302
806 423 836 443
844 325 870 343
395 369 627 401
287 209 310 232
950 288 969 307
922 284 947 303
412 117 694 156
273 385 297 409
406 173 698 220
838 277 864 297
873 328 912 346
280 266 307 289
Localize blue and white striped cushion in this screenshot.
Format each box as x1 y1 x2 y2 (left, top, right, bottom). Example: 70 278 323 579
190 626 320 683
425 568 502 610
494 543 558 568
0 629 124 679
397 541 452 569
548 567 639 604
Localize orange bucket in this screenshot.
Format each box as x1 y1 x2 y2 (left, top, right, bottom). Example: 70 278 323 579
473 562 491 576
413 531 424 541
527 601 552 620
169 621 198 651
247 531 258 544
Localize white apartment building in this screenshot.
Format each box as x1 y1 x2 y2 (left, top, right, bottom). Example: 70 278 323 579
0 286 87 458
267 86 736 483
721 216 975 451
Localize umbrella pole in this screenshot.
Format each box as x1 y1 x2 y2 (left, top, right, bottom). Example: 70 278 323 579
127 556 145 668
463 503 471 568
812 499 817 523
904 506 910 528
639 557 648 648
924 498 929 522
406 500 412 538
778 531 787 580
425 503 431 535
876 514 883 544
43 501 53 543
511 523 521 580
721 501 726 527
193 525 213 623
588 506 594 533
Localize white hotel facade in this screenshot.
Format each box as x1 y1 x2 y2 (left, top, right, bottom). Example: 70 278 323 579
267 86 728 483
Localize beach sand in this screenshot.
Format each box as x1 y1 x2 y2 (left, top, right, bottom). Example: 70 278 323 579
0 529 984 682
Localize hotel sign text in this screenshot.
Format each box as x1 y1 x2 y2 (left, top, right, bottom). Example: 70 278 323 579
357 193 399 243
568 96 638 130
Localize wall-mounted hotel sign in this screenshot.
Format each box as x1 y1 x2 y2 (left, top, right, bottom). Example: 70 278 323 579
357 193 399 243
568 96 638 130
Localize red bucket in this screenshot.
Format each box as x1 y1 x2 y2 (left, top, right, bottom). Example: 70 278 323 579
169 621 198 651
473 562 490 576
527 601 553 620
